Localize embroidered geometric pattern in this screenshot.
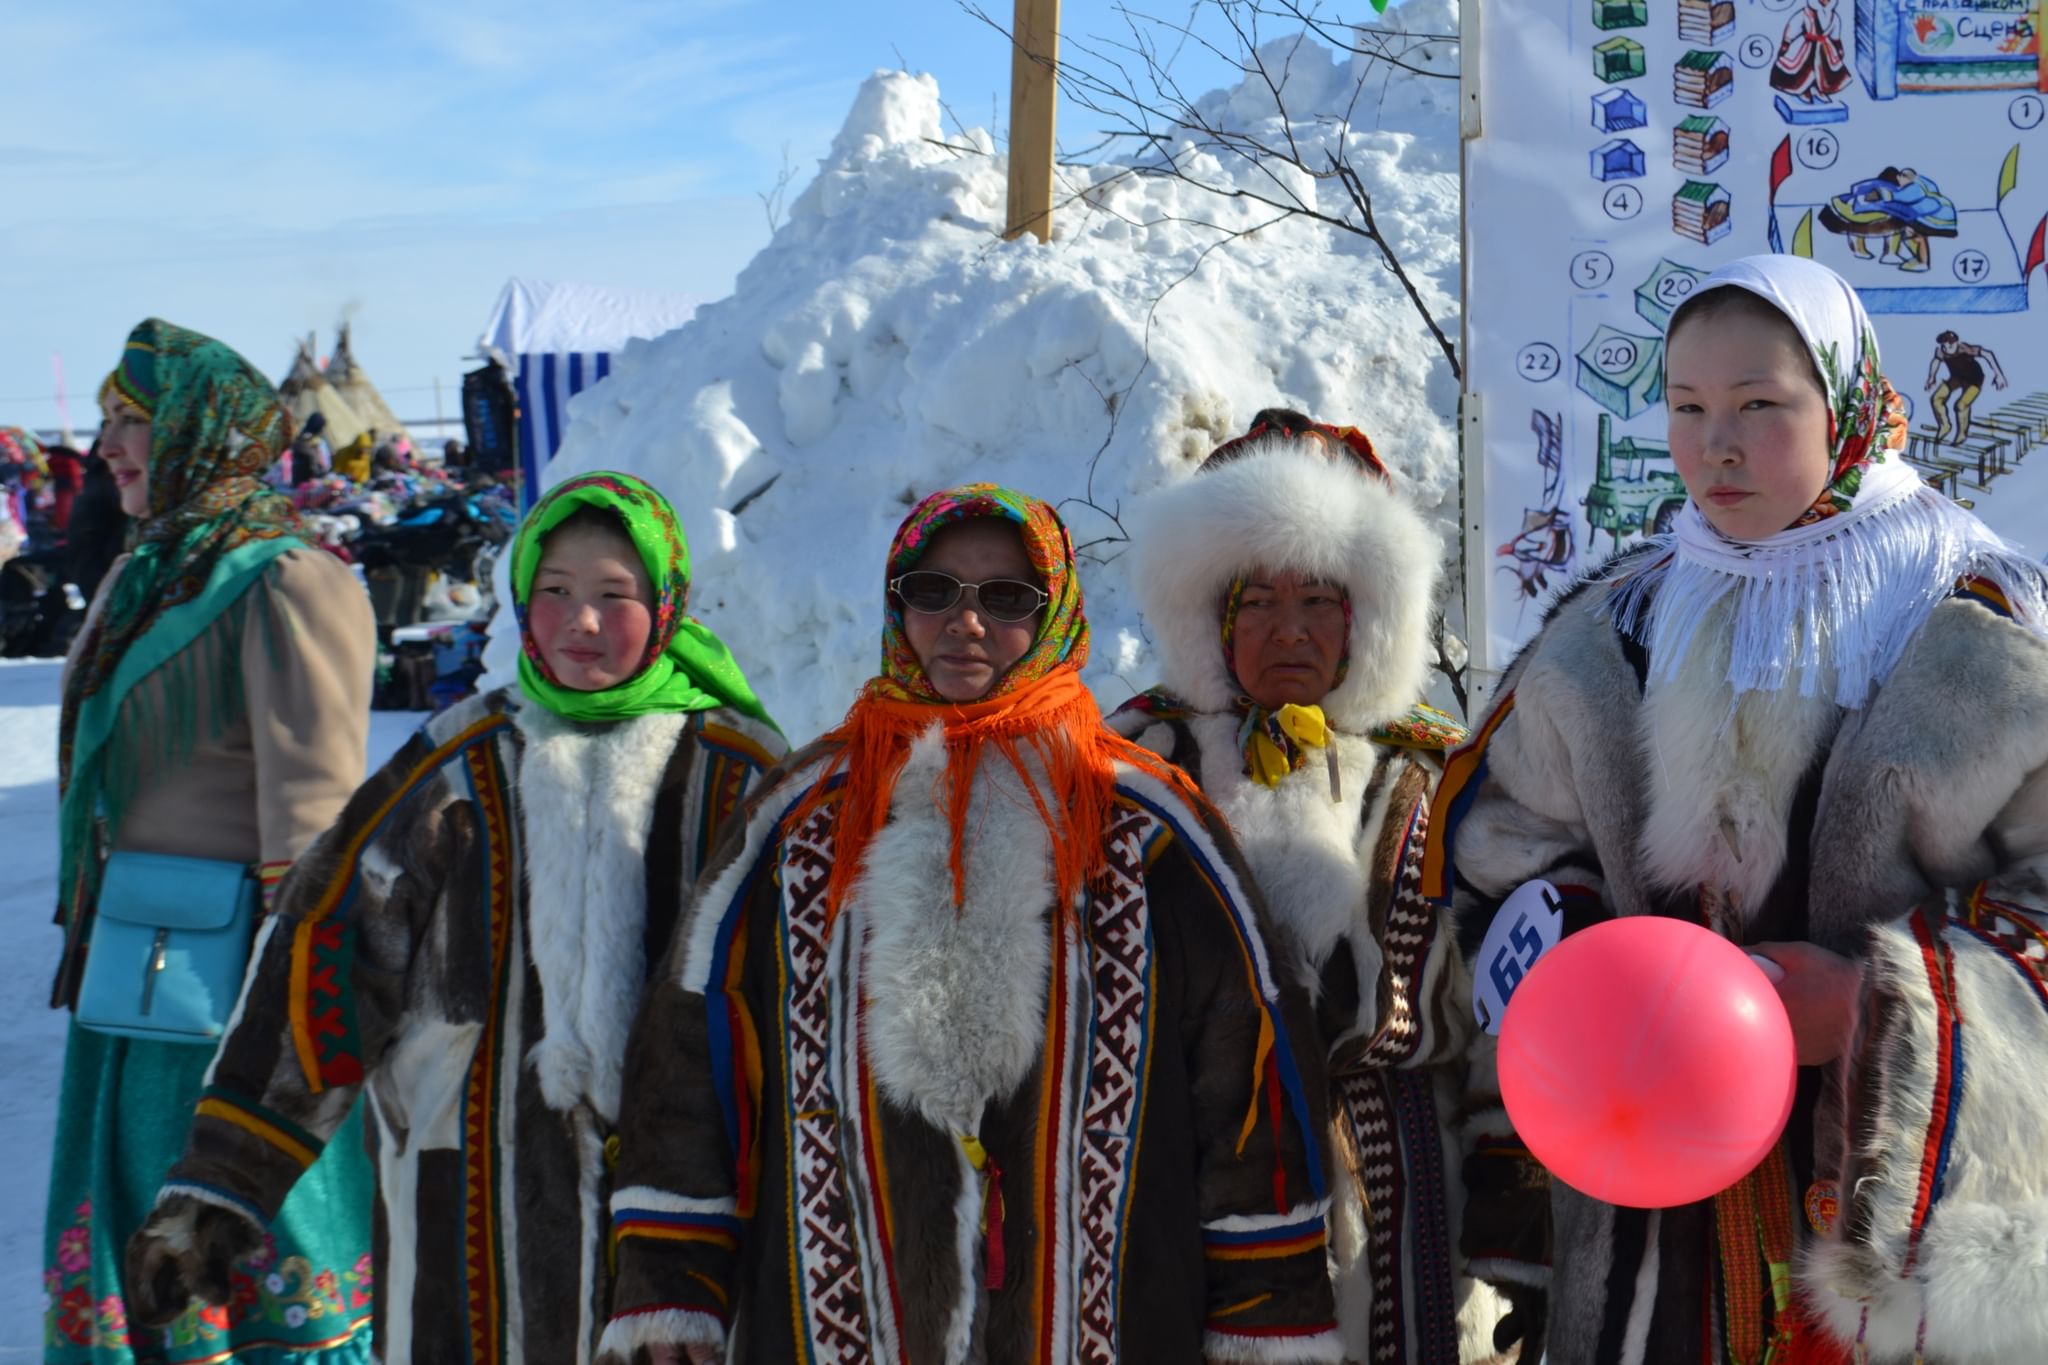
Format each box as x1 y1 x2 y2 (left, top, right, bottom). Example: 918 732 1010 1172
1390 1070 1458 1363
460 739 514 1365
1363 795 1439 1069
1340 1070 1409 1364
1957 889 2048 1014
288 713 511 1091
779 804 875 1360
1073 805 1160 1363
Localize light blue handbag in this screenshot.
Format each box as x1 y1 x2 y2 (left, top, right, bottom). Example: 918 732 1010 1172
75 851 259 1044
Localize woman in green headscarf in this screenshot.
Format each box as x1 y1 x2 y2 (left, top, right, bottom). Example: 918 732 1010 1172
125 471 785 1365
45 320 379 1363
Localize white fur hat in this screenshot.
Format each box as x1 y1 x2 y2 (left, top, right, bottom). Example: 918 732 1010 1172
1129 425 1444 731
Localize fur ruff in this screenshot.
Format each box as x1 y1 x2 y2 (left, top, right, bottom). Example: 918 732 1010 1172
1187 713 1380 992
854 724 1056 1132
1637 601 1842 920
595 1307 726 1360
514 700 690 1121
1201 1328 1348 1363
1131 437 1443 731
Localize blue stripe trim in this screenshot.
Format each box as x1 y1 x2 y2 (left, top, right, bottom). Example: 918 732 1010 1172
541 352 563 463
698 731 774 770
161 1180 269 1230
1928 1010 1965 1214
515 354 539 509
1955 922 2048 1015
1430 749 1489 908
611 1209 743 1233
596 352 612 382
1202 1216 1327 1246
569 350 584 397
1113 783 1328 1201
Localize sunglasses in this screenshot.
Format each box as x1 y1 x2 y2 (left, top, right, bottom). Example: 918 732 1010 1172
889 569 1048 622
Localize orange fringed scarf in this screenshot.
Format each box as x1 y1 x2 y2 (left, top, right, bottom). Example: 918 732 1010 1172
788 665 1210 930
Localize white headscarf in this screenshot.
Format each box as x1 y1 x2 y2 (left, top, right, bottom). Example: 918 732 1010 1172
1605 254 2045 707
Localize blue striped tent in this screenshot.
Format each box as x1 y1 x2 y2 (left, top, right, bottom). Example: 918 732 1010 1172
481 278 700 507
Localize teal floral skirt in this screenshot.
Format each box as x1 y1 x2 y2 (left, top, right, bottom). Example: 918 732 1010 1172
42 1021 375 1364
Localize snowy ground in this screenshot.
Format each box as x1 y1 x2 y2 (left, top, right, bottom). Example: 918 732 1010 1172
0 658 425 1356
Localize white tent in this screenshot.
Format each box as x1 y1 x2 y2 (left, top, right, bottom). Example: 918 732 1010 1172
480 278 700 505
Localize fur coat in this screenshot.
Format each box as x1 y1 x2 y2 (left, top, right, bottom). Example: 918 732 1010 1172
598 727 1344 1364
1110 435 1514 1364
1434 559 2048 1364
146 687 785 1365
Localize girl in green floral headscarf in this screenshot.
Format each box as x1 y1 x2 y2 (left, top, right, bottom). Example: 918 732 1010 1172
46 319 378 1365
124 470 786 1365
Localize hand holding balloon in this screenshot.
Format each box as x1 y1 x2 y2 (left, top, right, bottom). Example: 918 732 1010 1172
1496 917 1797 1209
1751 940 1863 1066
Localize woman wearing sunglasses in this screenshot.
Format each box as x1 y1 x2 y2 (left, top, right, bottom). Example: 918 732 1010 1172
598 483 1341 1363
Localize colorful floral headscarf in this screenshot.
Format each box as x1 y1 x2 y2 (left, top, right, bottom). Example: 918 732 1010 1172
1726 260 1913 529
510 471 776 728
1611 254 2045 706
70 320 299 714
871 483 1088 703
55 321 305 1001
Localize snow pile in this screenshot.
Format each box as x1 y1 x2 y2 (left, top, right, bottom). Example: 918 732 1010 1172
492 2 1464 742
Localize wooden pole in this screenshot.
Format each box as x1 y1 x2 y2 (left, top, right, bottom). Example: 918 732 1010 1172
1005 0 1059 242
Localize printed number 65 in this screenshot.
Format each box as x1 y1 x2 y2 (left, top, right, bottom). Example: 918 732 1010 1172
1488 912 1546 1000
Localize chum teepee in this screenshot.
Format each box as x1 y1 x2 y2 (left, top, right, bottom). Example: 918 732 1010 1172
278 336 368 451
326 323 415 449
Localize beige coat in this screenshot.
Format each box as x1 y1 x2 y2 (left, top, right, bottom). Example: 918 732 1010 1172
54 546 375 1000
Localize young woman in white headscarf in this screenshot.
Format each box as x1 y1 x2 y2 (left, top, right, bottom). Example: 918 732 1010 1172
1110 411 1520 1363
1427 255 2048 1363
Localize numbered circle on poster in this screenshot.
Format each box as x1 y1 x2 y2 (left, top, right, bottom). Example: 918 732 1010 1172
1656 271 1699 308
1739 34 1775 68
1796 130 1840 171
1517 343 1563 382
1569 250 1616 289
1594 336 1639 373
1603 184 1644 220
1954 250 1991 283
2013 96 2046 131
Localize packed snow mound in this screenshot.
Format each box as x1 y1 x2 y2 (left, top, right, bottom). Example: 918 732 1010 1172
492 4 1463 742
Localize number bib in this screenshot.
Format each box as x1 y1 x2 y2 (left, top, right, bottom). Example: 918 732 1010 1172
1473 879 1567 1035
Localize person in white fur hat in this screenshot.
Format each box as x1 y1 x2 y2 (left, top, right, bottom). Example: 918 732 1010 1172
1110 409 1525 1363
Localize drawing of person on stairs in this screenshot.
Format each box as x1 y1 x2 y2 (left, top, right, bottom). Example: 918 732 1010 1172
1926 331 2007 444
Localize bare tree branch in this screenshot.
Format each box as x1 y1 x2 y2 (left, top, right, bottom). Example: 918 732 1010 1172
959 0 1461 380
758 143 799 234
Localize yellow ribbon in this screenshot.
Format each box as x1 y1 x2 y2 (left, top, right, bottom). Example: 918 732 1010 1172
1245 702 1331 788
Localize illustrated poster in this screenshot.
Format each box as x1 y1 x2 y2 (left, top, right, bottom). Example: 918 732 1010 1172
1465 0 2048 679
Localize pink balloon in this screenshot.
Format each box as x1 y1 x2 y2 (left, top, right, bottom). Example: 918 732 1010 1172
1497 916 1797 1209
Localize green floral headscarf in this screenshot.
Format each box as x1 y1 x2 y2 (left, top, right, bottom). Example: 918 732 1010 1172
511 471 777 729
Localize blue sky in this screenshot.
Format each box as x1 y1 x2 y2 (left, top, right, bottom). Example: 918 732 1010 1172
0 0 1252 438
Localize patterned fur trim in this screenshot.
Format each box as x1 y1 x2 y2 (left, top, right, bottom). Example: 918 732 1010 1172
596 1306 727 1362
155 1181 268 1235
608 1186 737 1217
1202 1325 1348 1362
